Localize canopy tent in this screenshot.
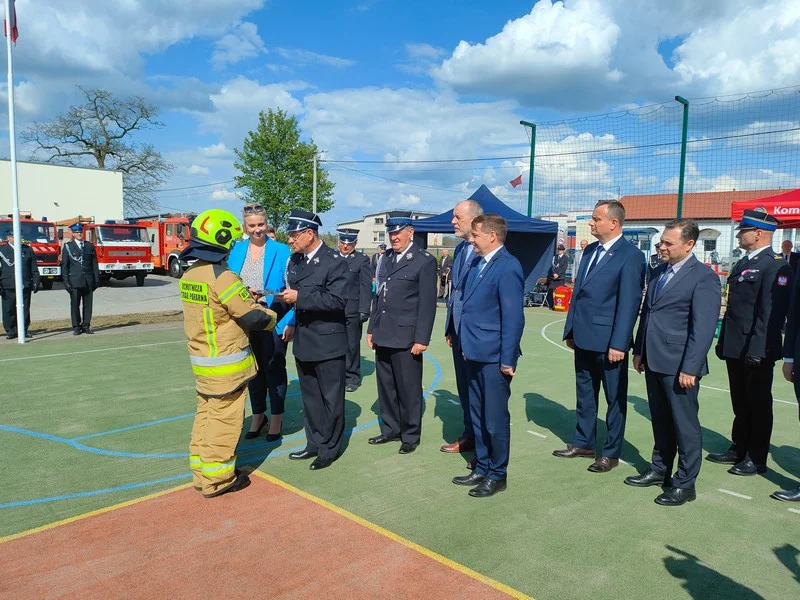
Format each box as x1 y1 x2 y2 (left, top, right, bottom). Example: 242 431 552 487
411 185 558 287
730 188 800 228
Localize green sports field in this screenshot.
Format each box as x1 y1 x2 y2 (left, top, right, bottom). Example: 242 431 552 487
1 308 798 599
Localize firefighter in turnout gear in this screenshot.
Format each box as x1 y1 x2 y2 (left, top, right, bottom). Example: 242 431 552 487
179 209 278 498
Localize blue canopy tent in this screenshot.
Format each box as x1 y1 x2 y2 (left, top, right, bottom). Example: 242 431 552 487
411 185 558 289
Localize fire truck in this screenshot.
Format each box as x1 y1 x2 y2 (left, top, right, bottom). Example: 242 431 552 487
59 217 154 286
136 214 195 278
0 213 61 289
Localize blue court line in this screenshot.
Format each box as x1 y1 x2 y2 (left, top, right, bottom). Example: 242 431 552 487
0 352 444 509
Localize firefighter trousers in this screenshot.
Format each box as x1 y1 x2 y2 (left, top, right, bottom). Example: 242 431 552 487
189 385 247 496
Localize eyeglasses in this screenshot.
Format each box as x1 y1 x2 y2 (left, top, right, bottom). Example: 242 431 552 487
243 204 266 215
287 229 311 239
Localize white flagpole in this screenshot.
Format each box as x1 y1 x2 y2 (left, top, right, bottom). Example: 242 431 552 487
5 0 24 343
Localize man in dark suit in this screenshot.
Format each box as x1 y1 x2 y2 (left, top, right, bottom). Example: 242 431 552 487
776 269 800 503
650 242 665 270
371 243 386 272
779 240 799 272
438 248 452 299
0 229 41 339
555 200 645 472
451 215 524 498
277 210 348 471
367 217 437 454
627 219 721 506
337 228 373 392
708 209 792 476
546 244 568 309
442 199 483 457
61 223 100 335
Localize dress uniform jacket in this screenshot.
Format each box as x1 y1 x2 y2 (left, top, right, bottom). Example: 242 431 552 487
0 243 40 290
61 240 100 289
286 243 349 361
180 261 276 396
368 243 438 349
719 251 792 361
341 251 373 316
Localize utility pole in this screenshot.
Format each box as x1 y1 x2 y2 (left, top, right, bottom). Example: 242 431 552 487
312 152 317 214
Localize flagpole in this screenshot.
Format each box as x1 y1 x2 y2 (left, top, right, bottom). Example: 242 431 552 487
5 0 24 343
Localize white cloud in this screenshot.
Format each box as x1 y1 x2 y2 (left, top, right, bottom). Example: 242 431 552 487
199 143 235 158
389 193 421 207
211 188 240 201
211 22 267 69
275 48 355 68
186 165 211 176
397 43 447 75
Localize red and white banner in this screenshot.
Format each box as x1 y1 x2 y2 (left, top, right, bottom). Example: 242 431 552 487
4 0 17 44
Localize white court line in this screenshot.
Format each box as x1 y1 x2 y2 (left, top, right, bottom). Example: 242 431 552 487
447 399 459 406
540 319 797 406
527 430 547 439
619 459 632 467
718 489 752 500
0 340 185 363
788 508 800 514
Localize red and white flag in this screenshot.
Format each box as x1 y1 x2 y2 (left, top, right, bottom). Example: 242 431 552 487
4 0 18 44
509 174 523 188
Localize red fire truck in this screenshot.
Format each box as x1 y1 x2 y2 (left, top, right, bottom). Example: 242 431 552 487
0 213 61 289
60 218 154 286
136 214 195 278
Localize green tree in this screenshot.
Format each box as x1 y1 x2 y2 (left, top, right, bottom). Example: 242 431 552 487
234 109 334 230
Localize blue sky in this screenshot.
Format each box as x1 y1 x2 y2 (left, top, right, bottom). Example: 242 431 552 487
2 0 800 228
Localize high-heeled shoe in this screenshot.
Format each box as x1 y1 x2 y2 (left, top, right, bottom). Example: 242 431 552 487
244 416 268 439
265 417 283 442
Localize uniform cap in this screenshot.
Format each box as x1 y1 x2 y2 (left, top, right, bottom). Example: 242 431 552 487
378 243 386 250
337 228 359 244
557 243 565 250
287 209 321 232
386 217 413 233
70 224 84 233
736 208 780 231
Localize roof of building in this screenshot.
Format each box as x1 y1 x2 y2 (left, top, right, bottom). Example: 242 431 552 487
620 189 787 220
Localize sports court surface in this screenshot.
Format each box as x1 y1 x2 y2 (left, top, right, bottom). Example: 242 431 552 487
1 308 798 599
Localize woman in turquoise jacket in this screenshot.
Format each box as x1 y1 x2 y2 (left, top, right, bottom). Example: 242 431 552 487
228 205 296 441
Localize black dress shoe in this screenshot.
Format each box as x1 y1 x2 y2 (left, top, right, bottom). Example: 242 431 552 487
73 328 82 335
770 486 800 502
468 478 507 498
655 486 696 506
368 434 400 445
288 449 317 460
624 468 666 488
706 449 740 464
728 459 767 476
309 457 334 470
83 326 94 334
398 442 417 454
203 470 251 498
6 333 16 339
244 416 268 439
452 472 485 486
345 383 359 393
265 430 282 442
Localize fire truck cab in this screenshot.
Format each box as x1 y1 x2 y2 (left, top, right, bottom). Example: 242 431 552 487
137 214 194 278
0 213 61 290
64 219 154 286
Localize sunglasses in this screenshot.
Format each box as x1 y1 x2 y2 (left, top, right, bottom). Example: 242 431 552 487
243 204 266 215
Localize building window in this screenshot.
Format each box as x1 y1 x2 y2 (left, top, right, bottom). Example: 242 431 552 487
373 231 385 243
374 217 384 225
704 240 716 252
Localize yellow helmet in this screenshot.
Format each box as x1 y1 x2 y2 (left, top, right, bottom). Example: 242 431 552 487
190 209 242 250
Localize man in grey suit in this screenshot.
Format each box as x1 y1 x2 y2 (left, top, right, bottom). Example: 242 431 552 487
627 219 721 505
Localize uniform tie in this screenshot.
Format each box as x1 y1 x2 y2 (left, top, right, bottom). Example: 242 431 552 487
655 266 673 297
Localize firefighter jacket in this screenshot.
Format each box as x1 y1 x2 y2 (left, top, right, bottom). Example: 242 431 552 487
180 261 277 396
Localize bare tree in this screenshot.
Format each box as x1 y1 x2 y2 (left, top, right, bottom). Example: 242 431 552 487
22 87 174 216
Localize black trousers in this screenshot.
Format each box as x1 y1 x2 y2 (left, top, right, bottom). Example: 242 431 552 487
248 329 288 416
295 355 345 460
726 358 774 467
69 287 93 329
1 288 31 335
344 313 364 386
375 345 423 445
645 369 702 488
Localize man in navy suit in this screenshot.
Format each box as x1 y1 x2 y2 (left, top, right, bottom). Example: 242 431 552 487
451 215 525 497
441 199 484 457
776 268 800 503
627 219 721 506
555 200 645 472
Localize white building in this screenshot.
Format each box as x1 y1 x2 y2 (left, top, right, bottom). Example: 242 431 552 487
336 209 438 250
0 160 123 223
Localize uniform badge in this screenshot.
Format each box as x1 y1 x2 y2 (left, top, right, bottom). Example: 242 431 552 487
778 275 789 287
406 253 413 260
313 257 320 265
738 276 744 282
